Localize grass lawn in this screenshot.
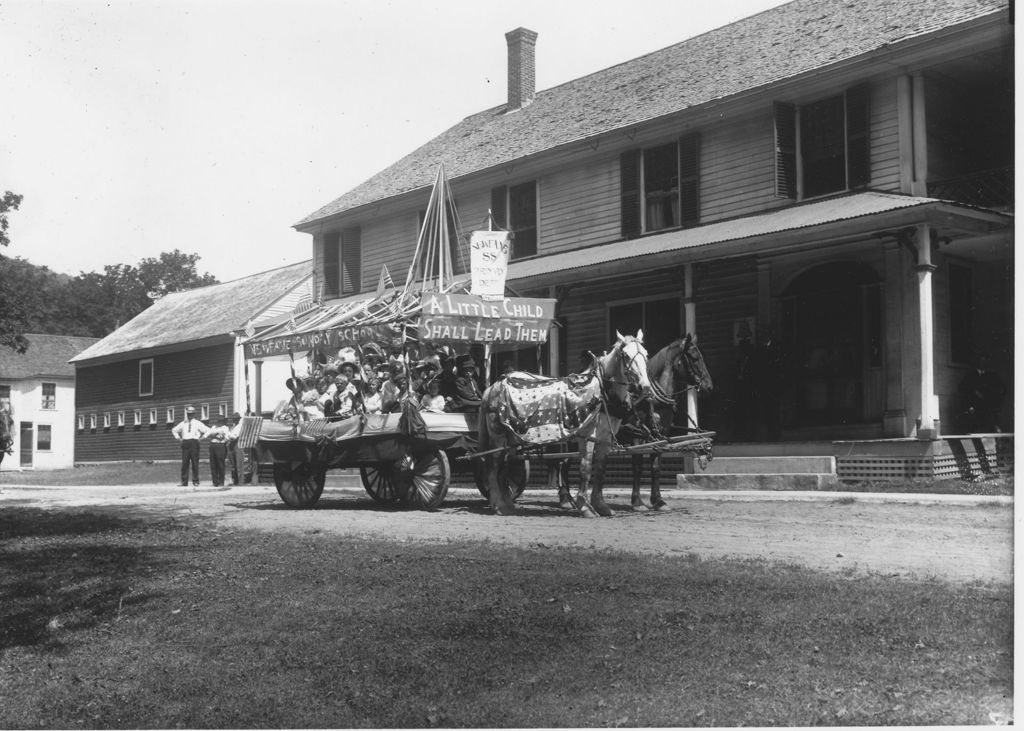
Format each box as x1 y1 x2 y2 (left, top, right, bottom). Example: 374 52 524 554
0 506 1012 728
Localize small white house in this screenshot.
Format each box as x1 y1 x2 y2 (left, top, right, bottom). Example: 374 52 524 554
0 333 98 470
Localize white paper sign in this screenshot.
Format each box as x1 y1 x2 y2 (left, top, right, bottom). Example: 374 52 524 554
469 230 511 297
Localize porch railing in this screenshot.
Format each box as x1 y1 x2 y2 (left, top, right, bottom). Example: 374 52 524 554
927 166 1013 209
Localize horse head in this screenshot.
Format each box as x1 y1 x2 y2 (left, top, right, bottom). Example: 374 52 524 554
677 333 713 393
610 329 653 399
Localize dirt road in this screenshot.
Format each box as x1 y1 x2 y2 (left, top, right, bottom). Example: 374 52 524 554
1 483 1012 584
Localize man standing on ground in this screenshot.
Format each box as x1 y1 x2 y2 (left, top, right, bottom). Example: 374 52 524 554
226 412 244 485
206 416 230 487
172 405 209 486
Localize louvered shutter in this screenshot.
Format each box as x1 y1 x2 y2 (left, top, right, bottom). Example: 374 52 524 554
678 133 701 227
341 227 361 294
490 186 508 229
323 232 340 297
773 102 797 199
846 84 870 189
620 149 641 239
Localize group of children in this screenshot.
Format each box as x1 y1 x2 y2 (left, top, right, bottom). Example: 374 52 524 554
272 344 484 423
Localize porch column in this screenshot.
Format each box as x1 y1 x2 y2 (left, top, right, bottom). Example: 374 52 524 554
252 360 264 416
914 225 940 438
683 264 699 426
547 285 560 376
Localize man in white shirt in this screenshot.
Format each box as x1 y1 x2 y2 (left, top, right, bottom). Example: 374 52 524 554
171 405 210 486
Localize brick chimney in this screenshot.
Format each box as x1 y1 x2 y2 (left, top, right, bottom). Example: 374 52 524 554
505 27 538 111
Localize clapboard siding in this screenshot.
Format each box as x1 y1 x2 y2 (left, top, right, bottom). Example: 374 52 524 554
869 78 901 192
75 342 235 463
539 155 621 255
702 110 781 222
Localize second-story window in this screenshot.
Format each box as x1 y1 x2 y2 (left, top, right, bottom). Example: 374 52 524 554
323 227 362 297
41 383 56 410
491 181 537 259
621 133 701 239
774 84 870 199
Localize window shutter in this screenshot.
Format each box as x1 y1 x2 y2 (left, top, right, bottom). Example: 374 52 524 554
323 232 340 296
490 186 507 229
341 227 361 294
678 133 701 227
846 84 870 188
620 149 641 239
773 102 797 199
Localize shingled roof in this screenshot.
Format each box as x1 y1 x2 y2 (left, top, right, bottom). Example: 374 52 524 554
0 334 99 379
297 0 1006 227
70 260 311 364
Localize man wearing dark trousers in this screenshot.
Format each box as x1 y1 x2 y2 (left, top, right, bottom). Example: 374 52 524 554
172 405 209 486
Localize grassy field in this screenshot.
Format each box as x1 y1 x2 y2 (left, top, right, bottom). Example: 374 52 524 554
0 505 1012 728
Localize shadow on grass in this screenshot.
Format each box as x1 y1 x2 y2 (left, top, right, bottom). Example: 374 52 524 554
0 507 183 651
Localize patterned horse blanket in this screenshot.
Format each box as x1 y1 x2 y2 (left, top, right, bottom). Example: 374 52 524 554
495 372 602 445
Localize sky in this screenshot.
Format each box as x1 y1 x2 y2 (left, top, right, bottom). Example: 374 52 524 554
1 0 791 284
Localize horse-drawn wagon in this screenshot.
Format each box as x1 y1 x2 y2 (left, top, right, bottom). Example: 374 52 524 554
238 165 714 515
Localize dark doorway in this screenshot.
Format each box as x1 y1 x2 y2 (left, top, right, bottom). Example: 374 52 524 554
19 422 32 467
780 262 883 429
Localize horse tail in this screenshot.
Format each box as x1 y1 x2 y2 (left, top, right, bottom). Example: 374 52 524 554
476 382 493 453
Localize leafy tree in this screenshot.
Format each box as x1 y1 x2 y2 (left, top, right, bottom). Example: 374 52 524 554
0 192 30 352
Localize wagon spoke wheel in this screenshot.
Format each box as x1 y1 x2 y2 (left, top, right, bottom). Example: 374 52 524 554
506 457 530 500
395 449 450 511
360 462 402 503
273 462 326 508
473 456 530 501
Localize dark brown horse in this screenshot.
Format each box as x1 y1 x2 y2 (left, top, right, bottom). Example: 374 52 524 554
478 330 652 517
626 334 713 510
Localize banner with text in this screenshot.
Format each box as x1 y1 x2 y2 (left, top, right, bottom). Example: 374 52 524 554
469 230 511 297
243 322 405 360
418 292 556 344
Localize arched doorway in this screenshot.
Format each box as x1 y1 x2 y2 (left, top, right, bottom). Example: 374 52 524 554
780 261 883 431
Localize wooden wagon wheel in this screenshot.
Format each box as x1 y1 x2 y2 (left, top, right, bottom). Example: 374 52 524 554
360 462 402 504
273 462 327 508
473 457 530 501
393 449 450 511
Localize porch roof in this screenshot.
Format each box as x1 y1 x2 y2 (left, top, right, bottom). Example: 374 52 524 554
506 192 1011 287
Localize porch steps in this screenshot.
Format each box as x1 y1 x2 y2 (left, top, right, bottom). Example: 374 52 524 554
677 455 838 491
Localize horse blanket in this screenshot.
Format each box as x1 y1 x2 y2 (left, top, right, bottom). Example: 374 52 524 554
495 372 602 445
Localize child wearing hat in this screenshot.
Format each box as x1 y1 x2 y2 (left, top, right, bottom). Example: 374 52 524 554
449 354 483 412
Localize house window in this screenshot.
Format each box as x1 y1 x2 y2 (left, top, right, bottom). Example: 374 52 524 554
201 403 210 420
774 84 870 199
117 411 125 427
323 227 362 297
37 425 51 451
949 263 974 364
219 402 227 417
166 407 175 423
149 408 158 424
607 296 682 357
41 383 56 410
90 414 97 430
103 413 111 428
77 415 84 431
621 133 701 239
139 358 154 397
491 181 538 259
134 409 143 426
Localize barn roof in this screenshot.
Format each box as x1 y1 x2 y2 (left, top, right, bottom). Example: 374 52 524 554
296 0 1007 227
70 260 311 364
0 334 99 379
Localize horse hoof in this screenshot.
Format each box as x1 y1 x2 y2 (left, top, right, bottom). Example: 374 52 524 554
631 503 650 512
578 507 598 519
596 505 614 518
652 500 669 511
493 504 516 516
559 500 574 511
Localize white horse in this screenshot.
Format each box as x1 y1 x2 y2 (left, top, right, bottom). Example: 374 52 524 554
477 330 652 517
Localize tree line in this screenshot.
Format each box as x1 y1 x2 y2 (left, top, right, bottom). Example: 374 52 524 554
1 191 219 352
